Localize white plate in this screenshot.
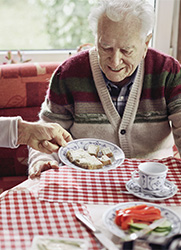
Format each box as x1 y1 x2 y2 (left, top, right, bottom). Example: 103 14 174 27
58 138 125 171
126 179 177 201
31 236 88 250
103 202 181 238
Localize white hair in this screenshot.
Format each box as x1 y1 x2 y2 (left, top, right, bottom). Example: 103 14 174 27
88 0 155 38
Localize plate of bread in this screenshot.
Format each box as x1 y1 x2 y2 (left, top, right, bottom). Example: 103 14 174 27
58 138 125 171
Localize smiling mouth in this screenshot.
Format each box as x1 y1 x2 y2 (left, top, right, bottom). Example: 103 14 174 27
108 66 124 72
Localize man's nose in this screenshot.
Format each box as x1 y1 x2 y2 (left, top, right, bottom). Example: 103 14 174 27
110 50 123 68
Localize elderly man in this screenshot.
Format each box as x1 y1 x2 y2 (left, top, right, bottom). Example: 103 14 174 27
28 0 181 178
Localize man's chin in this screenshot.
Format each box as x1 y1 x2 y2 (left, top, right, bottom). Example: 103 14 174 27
106 74 126 83
105 69 127 82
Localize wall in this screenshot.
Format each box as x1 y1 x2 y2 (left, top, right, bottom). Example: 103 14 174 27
153 0 180 58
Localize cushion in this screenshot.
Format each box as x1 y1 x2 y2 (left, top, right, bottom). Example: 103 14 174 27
0 62 59 108
0 62 60 179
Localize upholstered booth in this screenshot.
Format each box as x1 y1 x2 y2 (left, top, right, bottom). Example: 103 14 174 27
0 62 59 192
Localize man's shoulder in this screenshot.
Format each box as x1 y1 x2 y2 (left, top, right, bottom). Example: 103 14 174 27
146 47 176 61
145 48 181 74
55 50 92 78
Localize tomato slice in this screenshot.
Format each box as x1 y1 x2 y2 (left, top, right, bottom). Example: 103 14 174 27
121 215 133 230
122 204 147 212
115 204 162 230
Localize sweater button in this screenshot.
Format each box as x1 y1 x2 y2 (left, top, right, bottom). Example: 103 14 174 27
120 129 126 135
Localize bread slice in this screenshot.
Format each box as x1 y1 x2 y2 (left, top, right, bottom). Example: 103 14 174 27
66 148 90 162
74 156 92 169
66 148 103 170
86 155 103 169
99 154 112 165
101 147 113 157
87 144 99 156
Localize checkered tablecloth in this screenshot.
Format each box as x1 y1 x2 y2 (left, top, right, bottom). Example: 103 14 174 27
0 189 100 250
38 157 181 206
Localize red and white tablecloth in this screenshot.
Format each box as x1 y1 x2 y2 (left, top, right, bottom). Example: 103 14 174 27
38 157 181 206
0 189 100 250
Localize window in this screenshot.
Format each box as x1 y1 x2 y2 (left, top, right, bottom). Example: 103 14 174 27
0 0 95 50
0 0 98 63
0 0 179 63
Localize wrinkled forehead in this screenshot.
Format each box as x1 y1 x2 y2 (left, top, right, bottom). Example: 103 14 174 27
98 14 141 34
97 14 143 44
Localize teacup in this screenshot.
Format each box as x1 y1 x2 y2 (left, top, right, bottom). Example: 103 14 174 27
132 162 168 193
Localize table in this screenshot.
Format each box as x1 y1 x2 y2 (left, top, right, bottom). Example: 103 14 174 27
0 157 181 250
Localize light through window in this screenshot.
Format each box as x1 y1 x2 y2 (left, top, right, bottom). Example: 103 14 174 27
0 0 97 50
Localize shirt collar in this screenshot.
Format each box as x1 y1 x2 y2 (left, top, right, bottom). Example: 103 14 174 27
102 67 138 89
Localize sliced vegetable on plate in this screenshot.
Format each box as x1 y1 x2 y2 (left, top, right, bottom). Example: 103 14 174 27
103 202 181 239
114 204 172 236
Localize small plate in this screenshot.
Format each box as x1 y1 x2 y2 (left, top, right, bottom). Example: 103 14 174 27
58 138 125 171
103 202 181 238
126 179 177 201
31 236 88 250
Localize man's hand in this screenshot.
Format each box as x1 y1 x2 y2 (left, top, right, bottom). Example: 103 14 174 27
29 160 59 178
18 120 73 153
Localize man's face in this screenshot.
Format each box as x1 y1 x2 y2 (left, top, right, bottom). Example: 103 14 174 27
97 15 151 84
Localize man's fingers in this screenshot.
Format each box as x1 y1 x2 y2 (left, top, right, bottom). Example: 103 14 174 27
29 160 59 179
50 161 59 169
29 164 41 179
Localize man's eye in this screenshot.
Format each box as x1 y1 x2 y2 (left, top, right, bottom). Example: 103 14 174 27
101 45 111 51
122 50 133 55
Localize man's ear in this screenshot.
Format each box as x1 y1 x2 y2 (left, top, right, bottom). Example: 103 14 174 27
146 33 153 46
143 33 153 58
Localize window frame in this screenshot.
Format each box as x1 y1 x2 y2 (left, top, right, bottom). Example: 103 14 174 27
0 0 179 64
153 0 180 58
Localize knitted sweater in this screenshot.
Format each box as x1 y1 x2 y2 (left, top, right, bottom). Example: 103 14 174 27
28 47 181 168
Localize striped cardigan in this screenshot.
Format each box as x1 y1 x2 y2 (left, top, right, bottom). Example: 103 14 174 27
29 47 181 169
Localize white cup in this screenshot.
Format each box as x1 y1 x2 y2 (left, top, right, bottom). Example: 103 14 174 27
132 162 168 193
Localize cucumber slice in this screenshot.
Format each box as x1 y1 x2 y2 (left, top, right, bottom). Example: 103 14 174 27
156 220 172 229
154 227 172 233
129 227 151 234
130 223 148 230
129 220 172 236
154 220 172 233
153 227 172 232
151 231 170 236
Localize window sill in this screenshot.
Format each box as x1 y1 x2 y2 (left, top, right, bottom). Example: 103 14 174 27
0 50 77 64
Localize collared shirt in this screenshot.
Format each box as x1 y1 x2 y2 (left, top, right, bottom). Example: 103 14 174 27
102 69 137 117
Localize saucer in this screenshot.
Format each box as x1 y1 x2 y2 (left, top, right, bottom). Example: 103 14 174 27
125 179 177 201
